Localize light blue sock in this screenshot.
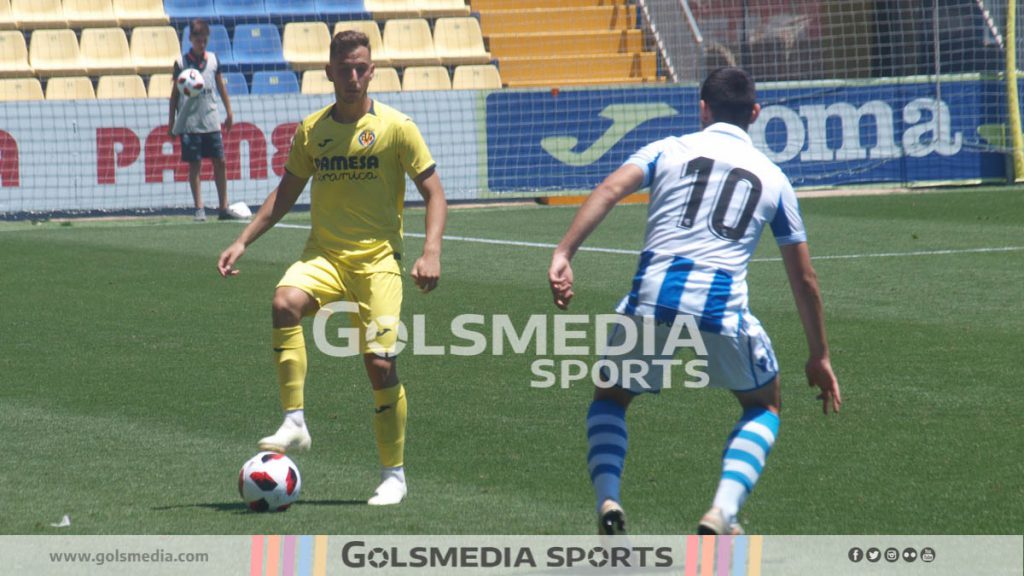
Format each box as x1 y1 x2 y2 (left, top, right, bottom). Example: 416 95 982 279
712 407 780 522
587 399 628 513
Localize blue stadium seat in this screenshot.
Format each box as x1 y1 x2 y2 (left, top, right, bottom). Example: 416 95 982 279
164 0 217 21
316 0 369 21
222 71 248 95
250 70 298 95
214 0 267 22
232 24 286 69
181 23 235 68
265 0 317 18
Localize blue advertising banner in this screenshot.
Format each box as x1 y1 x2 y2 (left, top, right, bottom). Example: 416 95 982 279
485 79 1007 192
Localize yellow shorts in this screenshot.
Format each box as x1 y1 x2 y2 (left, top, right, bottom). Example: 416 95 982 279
277 252 403 356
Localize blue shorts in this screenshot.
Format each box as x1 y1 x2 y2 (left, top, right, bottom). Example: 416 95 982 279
180 132 224 162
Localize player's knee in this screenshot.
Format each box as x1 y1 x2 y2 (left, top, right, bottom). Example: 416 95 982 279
271 291 306 326
364 354 397 384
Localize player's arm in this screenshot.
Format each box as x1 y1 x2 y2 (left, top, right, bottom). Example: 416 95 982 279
217 170 309 277
214 71 233 133
167 68 180 137
548 164 645 309
410 166 447 293
779 242 841 414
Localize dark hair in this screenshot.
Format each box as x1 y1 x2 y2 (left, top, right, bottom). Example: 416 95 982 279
699 67 757 129
330 30 371 59
189 18 210 37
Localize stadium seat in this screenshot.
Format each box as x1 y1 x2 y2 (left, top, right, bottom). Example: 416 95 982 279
0 30 32 77
300 69 331 94
365 0 419 19
283 22 330 70
382 19 438 66
163 0 217 21
147 72 172 98
265 0 317 18
367 65 399 92
233 24 287 68
0 0 14 31
96 74 147 99
130 26 180 73
80 27 135 75
64 0 119 28
420 0 470 18
182 24 235 68
29 29 87 77
452 64 501 89
250 70 299 94
0 77 42 100
334 20 389 66
316 0 369 20
400 65 449 91
45 76 96 100
113 0 170 26
11 0 67 29
434 17 490 65
215 0 267 22
222 70 247 95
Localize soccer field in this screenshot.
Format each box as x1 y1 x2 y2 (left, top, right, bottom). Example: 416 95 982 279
0 188 1021 535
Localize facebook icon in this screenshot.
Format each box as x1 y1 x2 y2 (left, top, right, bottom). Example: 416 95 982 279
849 547 864 563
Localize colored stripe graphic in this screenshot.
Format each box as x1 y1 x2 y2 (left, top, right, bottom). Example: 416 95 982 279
717 535 732 576
700 536 715 576
266 536 280 575
282 536 296 576
313 535 328 576
685 535 699 576
748 536 763 576
732 536 748 575
297 536 314 576
250 535 264 576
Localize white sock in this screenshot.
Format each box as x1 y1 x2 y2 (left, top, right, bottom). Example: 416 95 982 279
382 466 405 484
285 409 305 428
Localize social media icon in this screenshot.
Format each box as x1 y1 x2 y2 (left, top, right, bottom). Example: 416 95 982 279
885 548 900 562
866 548 881 563
921 547 935 563
849 547 864 563
903 547 918 562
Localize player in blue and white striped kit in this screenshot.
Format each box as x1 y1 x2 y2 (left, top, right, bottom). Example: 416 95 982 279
549 67 841 535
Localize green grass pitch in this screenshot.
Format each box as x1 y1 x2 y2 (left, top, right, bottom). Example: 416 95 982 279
0 187 1021 535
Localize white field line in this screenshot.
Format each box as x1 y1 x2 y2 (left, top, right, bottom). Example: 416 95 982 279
268 222 1024 262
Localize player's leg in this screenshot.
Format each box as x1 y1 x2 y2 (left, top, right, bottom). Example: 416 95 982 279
259 255 343 453
202 132 233 219
589 385 634 534
180 134 205 221
699 317 780 535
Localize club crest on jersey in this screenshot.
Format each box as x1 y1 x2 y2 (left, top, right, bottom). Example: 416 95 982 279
358 129 376 148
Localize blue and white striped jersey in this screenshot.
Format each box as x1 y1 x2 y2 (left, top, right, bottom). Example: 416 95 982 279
615 122 806 336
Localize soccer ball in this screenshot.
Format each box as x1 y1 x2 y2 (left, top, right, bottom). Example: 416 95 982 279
176 68 204 97
238 452 301 512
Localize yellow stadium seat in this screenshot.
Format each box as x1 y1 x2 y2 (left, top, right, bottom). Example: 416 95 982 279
29 29 86 76
0 77 42 100
301 69 332 94
113 0 169 26
45 76 96 100
420 0 470 18
64 0 119 28
283 22 330 71
96 74 146 99
0 30 32 76
382 19 438 66
130 26 178 74
81 27 135 75
12 0 66 29
0 0 16 31
452 64 502 89
434 17 490 65
147 72 173 98
368 66 400 92
333 20 390 67
401 66 450 91
365 0 420 19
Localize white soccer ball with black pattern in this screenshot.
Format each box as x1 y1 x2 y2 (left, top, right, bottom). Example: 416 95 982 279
176 68 204 97
238 452 301 512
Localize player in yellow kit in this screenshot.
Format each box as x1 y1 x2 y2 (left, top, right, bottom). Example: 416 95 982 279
217 30 447 506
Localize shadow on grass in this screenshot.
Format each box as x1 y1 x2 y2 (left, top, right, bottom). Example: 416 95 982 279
153 499 365 512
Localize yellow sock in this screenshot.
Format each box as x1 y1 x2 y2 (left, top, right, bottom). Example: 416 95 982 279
373 384 406 467
272 326 306 411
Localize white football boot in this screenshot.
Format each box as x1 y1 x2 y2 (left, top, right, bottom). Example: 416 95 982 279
367 467 407 506
697 507 744 535
257 419 311 454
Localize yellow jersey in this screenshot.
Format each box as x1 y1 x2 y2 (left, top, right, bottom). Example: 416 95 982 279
285 100 435 273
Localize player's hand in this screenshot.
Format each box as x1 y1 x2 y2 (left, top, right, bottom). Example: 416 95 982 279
217 241 245 278
167 127 174 137
806 356 840 414
548 253 574 309
223 113 234 134
411 254 440 292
